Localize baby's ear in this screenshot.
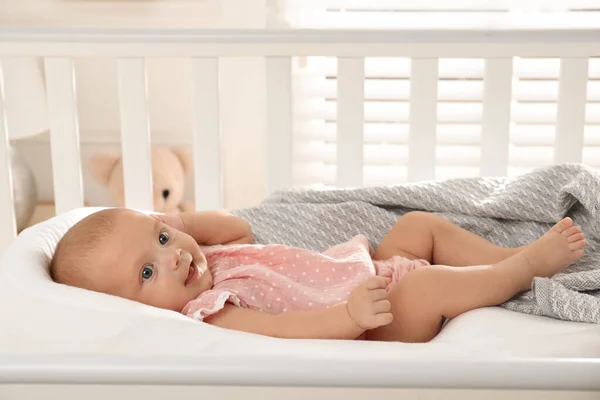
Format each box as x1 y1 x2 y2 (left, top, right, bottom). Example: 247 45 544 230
90 151 121 185
171 147 193 175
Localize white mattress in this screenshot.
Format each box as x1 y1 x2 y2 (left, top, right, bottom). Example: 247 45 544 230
1 207 599 390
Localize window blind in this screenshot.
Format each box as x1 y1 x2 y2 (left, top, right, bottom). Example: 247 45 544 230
281 1 600 188
280 0 600 29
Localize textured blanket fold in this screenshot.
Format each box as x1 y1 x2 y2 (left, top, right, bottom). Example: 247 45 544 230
231 164 600 323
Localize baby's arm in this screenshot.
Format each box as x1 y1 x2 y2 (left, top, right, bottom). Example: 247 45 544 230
156 211 253 245
181 211 252 245
205 303 362 340
204 277 392 340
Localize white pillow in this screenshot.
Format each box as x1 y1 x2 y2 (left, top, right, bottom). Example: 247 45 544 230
0 207 283 356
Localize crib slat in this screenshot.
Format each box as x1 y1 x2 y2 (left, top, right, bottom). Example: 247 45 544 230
192 58 222 210
117 58 153 211
408 58 438 182
555 58 589 164
44 58 84 215
266 57 293 194
0 62 16 253
481 58 513 176
337 57 364 187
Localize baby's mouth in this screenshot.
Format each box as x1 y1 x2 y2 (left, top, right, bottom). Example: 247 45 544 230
184 260 203 286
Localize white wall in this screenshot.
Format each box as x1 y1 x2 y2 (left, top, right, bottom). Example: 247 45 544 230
4 0 281 211
0 0 224 29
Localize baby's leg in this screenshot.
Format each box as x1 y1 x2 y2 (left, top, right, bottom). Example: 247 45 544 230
374 211 526 266
368 218 585 343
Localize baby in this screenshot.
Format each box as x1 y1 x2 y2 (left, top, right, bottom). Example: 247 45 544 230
50 208 586 343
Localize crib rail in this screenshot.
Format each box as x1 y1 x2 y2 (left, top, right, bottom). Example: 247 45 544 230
1 28 599 57
0 28 599 254
117 58 154 212
44 58 85 211
192 58 222 210
0 63 16 250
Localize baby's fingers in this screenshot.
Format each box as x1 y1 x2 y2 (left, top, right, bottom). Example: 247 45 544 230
365 277 388 290
374 299 391 313
369 289 388 301
374 312 393 327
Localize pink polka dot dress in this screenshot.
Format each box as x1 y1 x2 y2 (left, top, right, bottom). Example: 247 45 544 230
182 235 429 321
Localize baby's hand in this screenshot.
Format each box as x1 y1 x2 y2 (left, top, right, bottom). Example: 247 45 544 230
346 277 393 330
153 213 186 233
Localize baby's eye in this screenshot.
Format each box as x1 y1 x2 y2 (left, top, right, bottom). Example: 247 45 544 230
141 265 154 282
159 231 169 246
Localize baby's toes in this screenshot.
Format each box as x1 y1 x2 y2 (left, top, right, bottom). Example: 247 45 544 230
562 226 581 238
567 232 585 243
553 217 574 233
569 239 586 251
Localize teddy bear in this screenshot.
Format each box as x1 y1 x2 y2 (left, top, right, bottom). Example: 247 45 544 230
90 146 195 214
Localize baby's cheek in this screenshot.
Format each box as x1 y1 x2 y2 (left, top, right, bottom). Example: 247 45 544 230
166 292 191 312
190 242 207 267
196 254 208 273
145 283 185 311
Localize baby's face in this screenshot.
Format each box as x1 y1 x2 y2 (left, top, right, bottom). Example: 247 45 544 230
93 210 212 311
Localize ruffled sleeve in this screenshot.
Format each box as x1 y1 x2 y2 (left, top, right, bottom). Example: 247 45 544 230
182 290 245 322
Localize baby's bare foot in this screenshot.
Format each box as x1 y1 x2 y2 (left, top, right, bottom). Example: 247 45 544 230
477 218 586 302
521 217 586 280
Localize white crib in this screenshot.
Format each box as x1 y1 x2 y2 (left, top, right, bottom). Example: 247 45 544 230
1 27 600 399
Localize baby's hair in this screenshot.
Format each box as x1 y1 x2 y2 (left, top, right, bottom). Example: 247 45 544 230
50 208 124 290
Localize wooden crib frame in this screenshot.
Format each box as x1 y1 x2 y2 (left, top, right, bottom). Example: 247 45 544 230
1 27 599 398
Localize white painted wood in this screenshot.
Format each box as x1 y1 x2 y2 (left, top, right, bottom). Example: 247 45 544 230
0 386 599 400
2 28 600 45
481 58 513 176
336 57 364 187
44 58 84 214
0 61 16 254
555 58 589 164
1 353 600 390
117 58 153 211
4 42 599 59
191 58 222 210
3 29 599 58
408 58 438 182
266 57 293 194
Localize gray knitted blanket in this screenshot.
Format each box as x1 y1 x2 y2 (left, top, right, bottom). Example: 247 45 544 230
231 164 600 324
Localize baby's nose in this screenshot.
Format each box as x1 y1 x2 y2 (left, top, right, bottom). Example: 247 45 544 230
164 248 182 271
